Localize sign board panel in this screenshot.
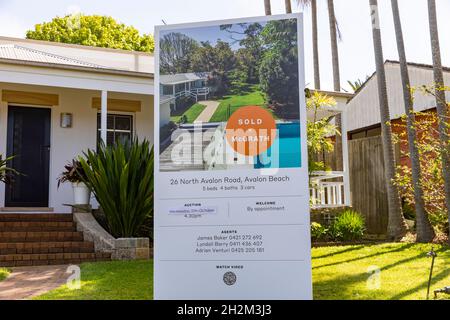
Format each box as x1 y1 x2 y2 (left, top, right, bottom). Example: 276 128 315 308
154 13 312 300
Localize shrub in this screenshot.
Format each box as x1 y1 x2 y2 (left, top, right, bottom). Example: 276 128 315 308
0 154 17 184
330 210 365 242
311 222 328 242
79 139 154 238
160 121 177 143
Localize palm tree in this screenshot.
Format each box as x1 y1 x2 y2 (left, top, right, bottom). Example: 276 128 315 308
285 0 292 13
369 0 408 240
391 0 434 242
264 0 272 15
327 0 343 171
427 0 450 241
297 0 320 90
327 0 340 93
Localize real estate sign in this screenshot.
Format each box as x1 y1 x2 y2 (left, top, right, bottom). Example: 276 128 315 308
154 13 312 300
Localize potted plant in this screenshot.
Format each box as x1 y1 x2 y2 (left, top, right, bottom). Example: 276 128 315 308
58 159 91 205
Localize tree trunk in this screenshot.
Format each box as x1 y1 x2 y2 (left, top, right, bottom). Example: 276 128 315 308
369 0 408 240
285 0 292 13
312 0 320 90
327 0 343 170
428 0 450 243
392 0 434 242
264 0 272 15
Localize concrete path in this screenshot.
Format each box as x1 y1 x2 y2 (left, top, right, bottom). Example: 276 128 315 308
0 265 70 300
194 101 220 123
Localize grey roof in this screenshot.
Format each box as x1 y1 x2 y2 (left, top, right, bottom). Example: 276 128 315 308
0 44 105 69
160 72 209 85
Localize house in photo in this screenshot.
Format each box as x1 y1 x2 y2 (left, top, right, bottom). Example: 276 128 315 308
0 36 160 214
160 72 210 111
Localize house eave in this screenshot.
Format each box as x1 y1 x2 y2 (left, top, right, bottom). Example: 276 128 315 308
0 57 154 79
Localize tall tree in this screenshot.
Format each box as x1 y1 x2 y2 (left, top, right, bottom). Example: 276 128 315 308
327 0 343 171
311 0 320 90
264 0 272 15
391 0 434 242
427 0 450 241
27 14 154 52
285 0 293 13
297 0 320 89
369 0 408 239
160 32 198 74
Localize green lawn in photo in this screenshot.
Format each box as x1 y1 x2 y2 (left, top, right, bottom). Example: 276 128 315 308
209 88 276 123
170 103 207 124
0 268 10 282
35 260 153 300
34 243 450 300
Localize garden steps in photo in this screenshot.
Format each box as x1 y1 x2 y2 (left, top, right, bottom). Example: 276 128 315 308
0 213 111 267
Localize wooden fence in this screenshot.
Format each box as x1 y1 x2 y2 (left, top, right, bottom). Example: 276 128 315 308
316 136 400 234
349 136 391 234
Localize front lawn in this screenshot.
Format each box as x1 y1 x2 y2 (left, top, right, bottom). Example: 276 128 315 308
313 243 450 300
35 260 153 300
209 88 275 122
170 103 206 124
0 268 10 282
34 243 450 300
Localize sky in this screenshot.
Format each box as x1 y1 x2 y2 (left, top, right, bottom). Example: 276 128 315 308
0 0 449 92
159 22 271 50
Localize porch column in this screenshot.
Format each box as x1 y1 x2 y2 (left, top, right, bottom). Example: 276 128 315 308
101 90 108 144
341 108 351 206
173 85 176 110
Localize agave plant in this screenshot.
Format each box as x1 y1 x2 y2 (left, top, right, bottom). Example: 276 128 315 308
0 154 18 184
79 139 154 238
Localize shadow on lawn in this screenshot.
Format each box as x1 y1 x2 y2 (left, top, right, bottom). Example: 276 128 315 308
313 243 416 270
390 269 449 300
314 246 449 300
312 245 366 260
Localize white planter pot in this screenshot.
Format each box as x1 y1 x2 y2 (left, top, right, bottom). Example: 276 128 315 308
72 182 91 205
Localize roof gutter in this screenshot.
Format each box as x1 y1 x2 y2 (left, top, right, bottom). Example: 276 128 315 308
0 57 154 79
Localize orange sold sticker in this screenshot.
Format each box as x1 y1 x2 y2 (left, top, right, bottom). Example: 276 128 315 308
225 106 277 157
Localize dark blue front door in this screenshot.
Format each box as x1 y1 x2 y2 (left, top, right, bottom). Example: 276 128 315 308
6 106 51 207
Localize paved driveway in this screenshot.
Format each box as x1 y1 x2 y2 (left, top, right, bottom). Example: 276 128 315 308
194 101 220 123
0 265 71 300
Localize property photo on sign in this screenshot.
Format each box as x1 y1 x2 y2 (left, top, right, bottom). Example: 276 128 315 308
158 17 302 171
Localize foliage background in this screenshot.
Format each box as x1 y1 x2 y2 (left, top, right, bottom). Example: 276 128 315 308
27 14 154 52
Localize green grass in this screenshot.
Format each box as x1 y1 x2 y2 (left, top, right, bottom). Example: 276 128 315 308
312 243 450 300
35 260 153 300
0 268 10 282
170 103 206 124
209 89 275 122
34 243 450 300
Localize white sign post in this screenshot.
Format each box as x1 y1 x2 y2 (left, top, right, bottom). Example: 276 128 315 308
154 13 312 300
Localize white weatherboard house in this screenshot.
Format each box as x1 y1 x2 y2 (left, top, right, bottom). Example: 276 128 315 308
0 36 167 213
